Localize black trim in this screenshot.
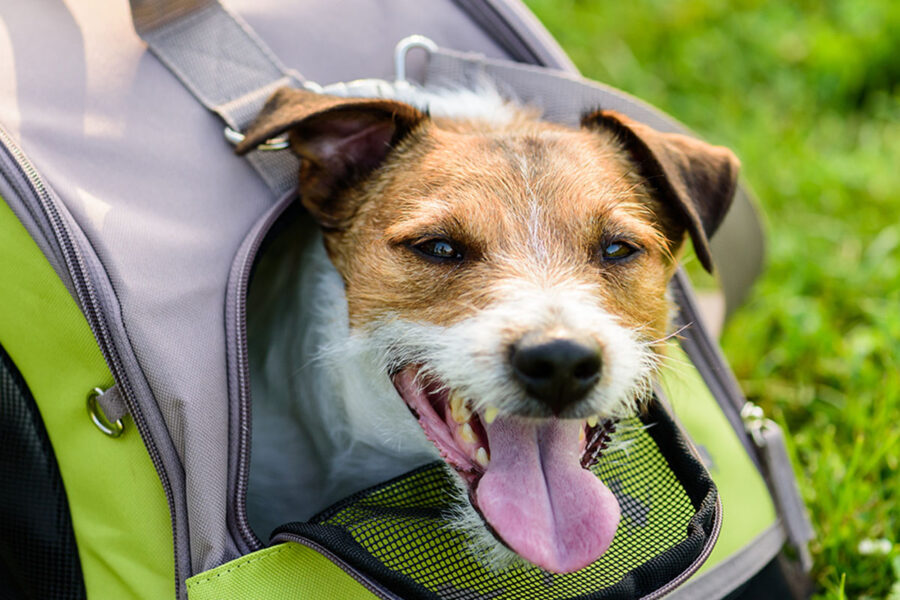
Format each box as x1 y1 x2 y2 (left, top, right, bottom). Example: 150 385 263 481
272 399 719 600
726 554 808 600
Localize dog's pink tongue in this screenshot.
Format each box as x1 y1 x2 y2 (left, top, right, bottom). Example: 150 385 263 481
477 417 620 573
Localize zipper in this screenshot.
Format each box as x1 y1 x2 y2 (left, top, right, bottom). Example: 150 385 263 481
0 126 184 595
452 0 544 65
271 532 404 600
228 194 296 551
223 200 443 599
451 0 575 71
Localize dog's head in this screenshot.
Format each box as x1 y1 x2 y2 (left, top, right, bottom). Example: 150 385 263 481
238 88 738 573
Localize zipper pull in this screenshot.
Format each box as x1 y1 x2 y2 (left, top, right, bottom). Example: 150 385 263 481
741 402 815 571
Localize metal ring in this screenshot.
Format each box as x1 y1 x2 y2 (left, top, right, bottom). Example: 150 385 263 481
87 387 125 438
394 35 438 83
223 126 291 151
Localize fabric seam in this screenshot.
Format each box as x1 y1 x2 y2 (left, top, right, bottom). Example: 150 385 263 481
186 545 292 588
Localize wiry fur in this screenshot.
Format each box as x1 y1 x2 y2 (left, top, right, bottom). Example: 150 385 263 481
247 203 659 564
245 82 737 567
246 217 657 518
357 281 657 420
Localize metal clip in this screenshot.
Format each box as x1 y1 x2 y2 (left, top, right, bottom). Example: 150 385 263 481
87 387 125 438
740 400 769 447
224 37 437 149
223 82 327 150
223 127 290 151
741 401 815 570
394 35 438 83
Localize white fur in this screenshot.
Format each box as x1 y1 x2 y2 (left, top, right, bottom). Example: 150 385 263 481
246 83 657 562
320 78 519 124
354 278 656 420
247 226 657 553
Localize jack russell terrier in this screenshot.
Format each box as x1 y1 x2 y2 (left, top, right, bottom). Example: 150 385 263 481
237 84 738 574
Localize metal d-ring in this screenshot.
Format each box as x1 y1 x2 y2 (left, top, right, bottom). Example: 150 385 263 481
225 38 437 148
223 81 325 150
394 35 438 83
87 387 125 438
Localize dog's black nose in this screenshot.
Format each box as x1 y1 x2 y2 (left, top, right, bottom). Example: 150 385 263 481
511 335 602 414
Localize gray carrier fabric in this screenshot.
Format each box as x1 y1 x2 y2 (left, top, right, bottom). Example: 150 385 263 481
0 0 582 589
0 0 775 597
131 0 302 194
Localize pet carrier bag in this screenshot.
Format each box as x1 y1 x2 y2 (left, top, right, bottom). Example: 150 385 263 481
0 1 813 598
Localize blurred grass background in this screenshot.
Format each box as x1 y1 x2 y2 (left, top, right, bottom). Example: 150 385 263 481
522 1 900 598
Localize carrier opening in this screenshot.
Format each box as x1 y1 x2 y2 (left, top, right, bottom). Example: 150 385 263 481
242 205 720 599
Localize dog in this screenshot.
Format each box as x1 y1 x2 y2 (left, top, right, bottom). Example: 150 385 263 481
238 83 738 574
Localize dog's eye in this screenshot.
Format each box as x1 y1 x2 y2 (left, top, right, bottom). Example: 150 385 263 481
601 241 638 261
412 238 464 261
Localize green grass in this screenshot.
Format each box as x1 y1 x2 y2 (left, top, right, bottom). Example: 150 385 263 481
522 1 900 597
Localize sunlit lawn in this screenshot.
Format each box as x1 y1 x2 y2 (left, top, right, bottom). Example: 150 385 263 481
524 1 900 597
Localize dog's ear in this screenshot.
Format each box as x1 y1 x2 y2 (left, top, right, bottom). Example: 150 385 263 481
582 110 739 273
236 87 427 228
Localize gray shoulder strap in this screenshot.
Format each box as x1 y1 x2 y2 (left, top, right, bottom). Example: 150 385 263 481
129 1 762 310
424 46 765 315
129 0 300 195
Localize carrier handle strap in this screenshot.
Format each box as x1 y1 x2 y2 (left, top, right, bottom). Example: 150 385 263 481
128 1 764 314
423 47 765 317
128 0 301 195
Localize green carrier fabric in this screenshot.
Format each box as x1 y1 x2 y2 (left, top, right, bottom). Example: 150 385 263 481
0 1 812 599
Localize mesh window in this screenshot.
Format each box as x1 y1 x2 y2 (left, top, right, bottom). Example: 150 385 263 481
274 399 719 600
0 344 86 600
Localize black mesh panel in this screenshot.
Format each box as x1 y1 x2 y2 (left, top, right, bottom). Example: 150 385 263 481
274 399 718 600
0 343 86 600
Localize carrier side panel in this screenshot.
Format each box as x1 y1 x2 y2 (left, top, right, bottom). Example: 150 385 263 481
0 197 175 599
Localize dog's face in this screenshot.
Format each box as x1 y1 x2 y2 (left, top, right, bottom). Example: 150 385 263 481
239 88 738 573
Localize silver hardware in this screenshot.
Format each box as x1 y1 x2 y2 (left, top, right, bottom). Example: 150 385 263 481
223 127 290 151
87 387 125 438
224 37 437 149
740 401 770 448
393 35 438 83
222 82 327 150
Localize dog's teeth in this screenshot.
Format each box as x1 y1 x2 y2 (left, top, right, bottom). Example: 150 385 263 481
475 447 490 468
450 392 471 424
587 415 599 428
484 406 498 424
460 423 477 444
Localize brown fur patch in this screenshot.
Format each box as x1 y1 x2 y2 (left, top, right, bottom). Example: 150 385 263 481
317 114 686 341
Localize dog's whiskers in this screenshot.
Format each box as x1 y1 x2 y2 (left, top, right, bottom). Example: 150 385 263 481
647 322 694 346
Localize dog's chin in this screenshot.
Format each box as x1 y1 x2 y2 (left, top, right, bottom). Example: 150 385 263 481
391 364 622 574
